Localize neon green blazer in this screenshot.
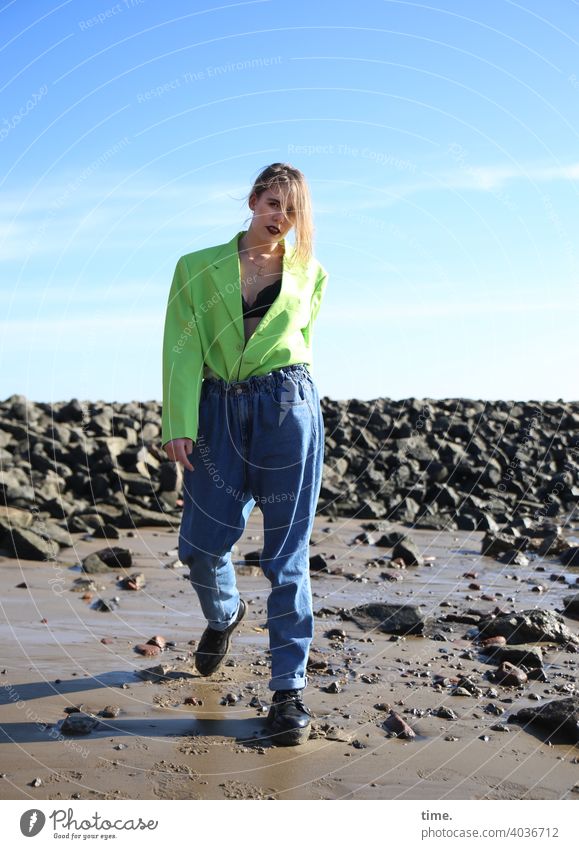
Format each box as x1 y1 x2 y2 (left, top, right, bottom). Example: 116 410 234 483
161 229 329 447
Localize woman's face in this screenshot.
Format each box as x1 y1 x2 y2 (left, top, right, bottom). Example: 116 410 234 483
249 186 295 242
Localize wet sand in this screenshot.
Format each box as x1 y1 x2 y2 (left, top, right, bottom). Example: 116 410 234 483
1 512 578 801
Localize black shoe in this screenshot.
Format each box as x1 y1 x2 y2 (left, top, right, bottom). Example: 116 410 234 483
265 688 312 746
194 598 246 676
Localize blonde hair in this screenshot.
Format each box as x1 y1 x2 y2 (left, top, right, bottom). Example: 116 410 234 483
244 163 314 268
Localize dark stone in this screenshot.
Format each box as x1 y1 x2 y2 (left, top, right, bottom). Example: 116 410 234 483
309 553 328 572
490 661 528 687
91 524 120 540
483 644 544 668
342 602 428 635
508 696 579 743
91 597 120 612
391 538 424 566
560 547 579 567
481 531 528 557
383 711 416 739
82 546 132 572
60 712 100 735
563 594 579 619
497 549 529 566
477 609 579 646
375 531 406 548
432 706 458 720
2 527 59 561
99 705 121 718
54 398 85 423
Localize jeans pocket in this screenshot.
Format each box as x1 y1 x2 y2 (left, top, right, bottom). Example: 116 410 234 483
271 376 309 407
270 376 318 440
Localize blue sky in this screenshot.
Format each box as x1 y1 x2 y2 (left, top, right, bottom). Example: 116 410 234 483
1 0 578 404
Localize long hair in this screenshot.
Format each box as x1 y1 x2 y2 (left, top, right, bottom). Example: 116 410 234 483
244 163 314 268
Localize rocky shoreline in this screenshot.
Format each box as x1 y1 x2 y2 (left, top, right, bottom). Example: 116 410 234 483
0 395 577 565
1 390 578 798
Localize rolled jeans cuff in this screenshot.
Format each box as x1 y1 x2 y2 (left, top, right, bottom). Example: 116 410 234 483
268 674 308 692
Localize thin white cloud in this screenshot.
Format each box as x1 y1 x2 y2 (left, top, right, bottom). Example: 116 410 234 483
407 161 579 194
323 299 577 321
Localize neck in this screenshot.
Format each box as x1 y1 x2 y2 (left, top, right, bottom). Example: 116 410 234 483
240 228 283 258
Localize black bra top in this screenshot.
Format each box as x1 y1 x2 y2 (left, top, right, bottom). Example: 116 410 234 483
241 278 282 319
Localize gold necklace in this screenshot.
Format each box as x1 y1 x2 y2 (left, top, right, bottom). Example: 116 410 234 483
240 235 279 278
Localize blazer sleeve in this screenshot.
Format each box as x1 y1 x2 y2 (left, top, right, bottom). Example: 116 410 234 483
311 268 328 324
302 267 329 348
161 256 204 448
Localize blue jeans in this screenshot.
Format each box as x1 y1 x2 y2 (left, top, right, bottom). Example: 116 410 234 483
178 363 324 692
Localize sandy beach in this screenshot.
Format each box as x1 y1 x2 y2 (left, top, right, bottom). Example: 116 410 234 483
1 510 578 801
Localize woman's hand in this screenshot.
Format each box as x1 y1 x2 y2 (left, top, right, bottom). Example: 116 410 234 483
163 438 195 472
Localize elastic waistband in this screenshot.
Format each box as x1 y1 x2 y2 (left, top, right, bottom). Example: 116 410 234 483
201 363 312 397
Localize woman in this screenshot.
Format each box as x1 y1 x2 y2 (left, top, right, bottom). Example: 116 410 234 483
161 163 328 746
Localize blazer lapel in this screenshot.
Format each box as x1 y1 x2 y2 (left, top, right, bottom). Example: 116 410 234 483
209 229 308 343
209 230 244 337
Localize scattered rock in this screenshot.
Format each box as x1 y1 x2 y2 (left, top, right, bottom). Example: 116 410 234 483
91 524 120 540
560 548 579 567
479 635 507 648
497 549 530 566
478 609 579 646
118 572 145 590
136 664 186 683
481 531 527 558
391 538 424 566
99 705 120 718
91 597 120 612
3 528 59 561
508 695 579 743
60 712 100 736
491 661 528 687
432 706 458 720
147 635 166 650
352 531 375 545
134 643 162 657
71 577 98 593
383 711 416 739
325 628 347 641
309 553 328 572
343 602 429 635
490 645 544 669
563 594 579 619
82 547 132 573
484 703 505 715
